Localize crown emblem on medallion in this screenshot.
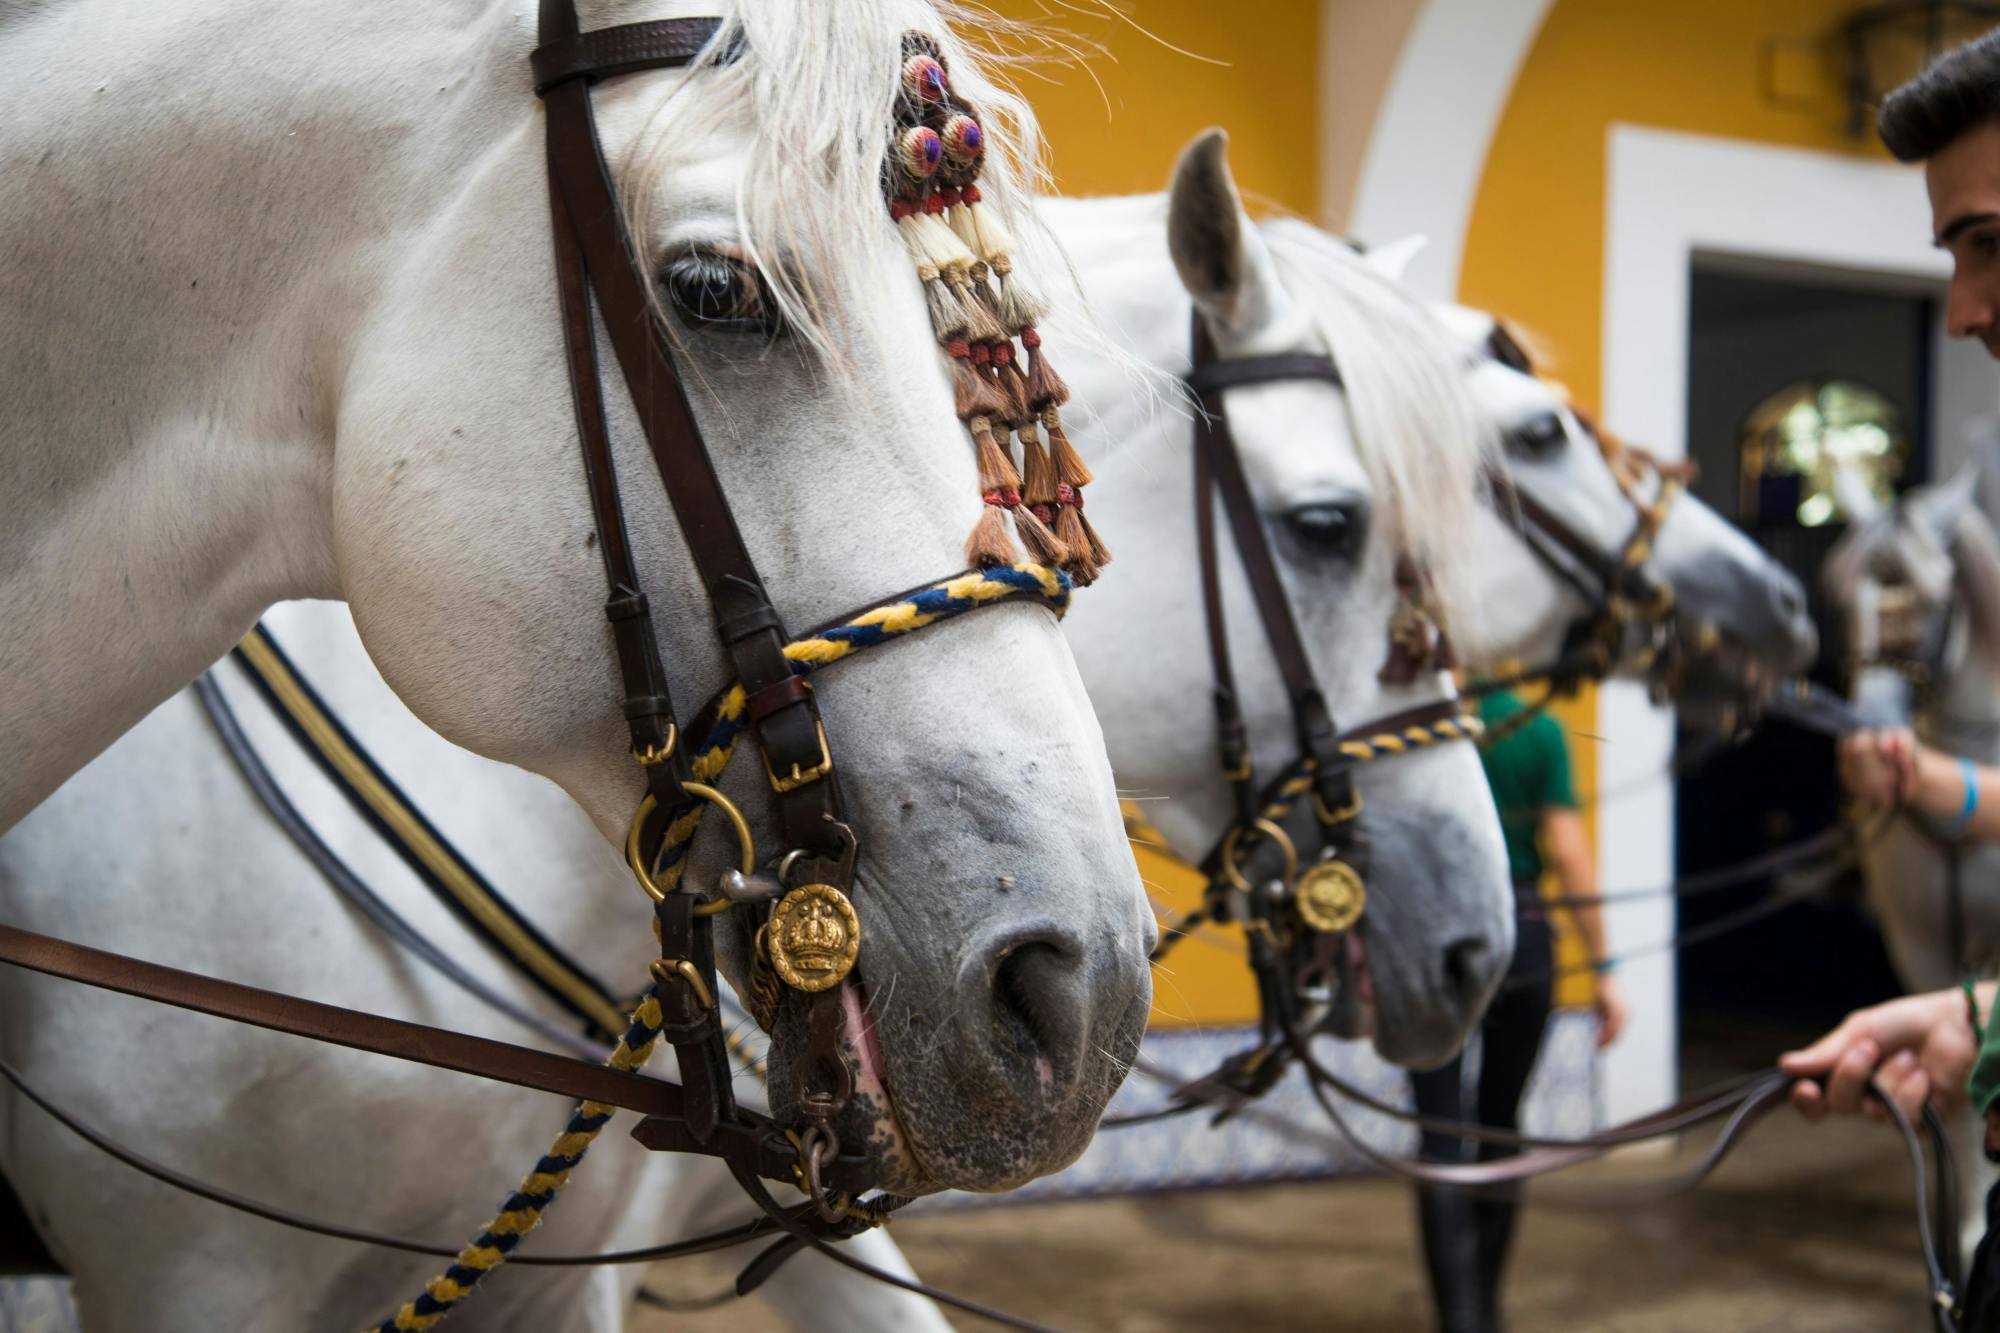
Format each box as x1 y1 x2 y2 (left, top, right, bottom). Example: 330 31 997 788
766 883 861 993
1295 859 1367 935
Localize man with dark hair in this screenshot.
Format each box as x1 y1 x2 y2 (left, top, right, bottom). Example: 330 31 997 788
1787 31 2000 1329
1878 28 2000 355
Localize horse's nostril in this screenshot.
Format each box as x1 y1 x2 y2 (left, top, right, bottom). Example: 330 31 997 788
1443 937 1494 1009
991 941 1069 1060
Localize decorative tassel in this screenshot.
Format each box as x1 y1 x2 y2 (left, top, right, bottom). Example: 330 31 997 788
921 266 968 342
987 253 1045 337
1020 326 1069 409
965 413 1023 568
1013 497 1067 567
950 346 1009 420
965 501 1018 568
1014 424 1069 567
970 413 1020 494
990 346 1033 427
1042 405 1095 488
948 270 1008 343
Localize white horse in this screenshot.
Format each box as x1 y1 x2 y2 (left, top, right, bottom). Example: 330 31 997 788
0 127 1523 1331
0 0 1155 1273
1821 466 2000 1245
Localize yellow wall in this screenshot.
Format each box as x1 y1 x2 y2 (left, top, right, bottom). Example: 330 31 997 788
1019 2 1322 215
1458 0 1893 1007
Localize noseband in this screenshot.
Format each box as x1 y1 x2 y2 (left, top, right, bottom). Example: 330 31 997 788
1165 313 1480 1085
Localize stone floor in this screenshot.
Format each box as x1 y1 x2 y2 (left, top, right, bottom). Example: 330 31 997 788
640 1108 1938 1333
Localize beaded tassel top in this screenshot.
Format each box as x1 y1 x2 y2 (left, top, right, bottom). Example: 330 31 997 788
884 35 1109 585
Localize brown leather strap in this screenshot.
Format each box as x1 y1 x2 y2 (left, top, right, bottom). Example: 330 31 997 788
1188 315 1360 829
531 17 736 92
538 20 841 863
0 925 681 1113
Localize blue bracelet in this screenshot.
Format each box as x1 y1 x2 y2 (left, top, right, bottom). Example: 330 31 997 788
1943 756 1981 837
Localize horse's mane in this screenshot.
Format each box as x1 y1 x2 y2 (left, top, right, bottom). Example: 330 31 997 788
619 1 1066 392
1257 217 1501 628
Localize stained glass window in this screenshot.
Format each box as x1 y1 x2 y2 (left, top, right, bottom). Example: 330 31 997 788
1737 379 1908 527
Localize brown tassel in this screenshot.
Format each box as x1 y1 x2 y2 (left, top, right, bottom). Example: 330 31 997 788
924 272 968 341
948 270 1008 343
1042 406 1095 487
951 349 1009 421
1076 507 1112 569
991 345 1032 426
1013 501 1067 567
1018 424 1059 509
1021 327 1070 409
1053 497 1110 584
965 502 1019 568
969 414 1020 493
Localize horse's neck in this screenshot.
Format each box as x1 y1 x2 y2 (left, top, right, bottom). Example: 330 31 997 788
1926 600 2000 761
1038 196 1241 860
0 1 521 829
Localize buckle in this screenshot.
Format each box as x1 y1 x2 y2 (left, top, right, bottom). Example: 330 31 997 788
765 720 834 793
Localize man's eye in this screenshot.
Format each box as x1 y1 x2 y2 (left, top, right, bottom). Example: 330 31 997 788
659 253 785 334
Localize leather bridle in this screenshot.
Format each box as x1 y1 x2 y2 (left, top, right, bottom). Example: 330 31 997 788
1166 312 1480 1089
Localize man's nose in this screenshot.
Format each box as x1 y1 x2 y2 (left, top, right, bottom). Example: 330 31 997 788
1946 273 1995 340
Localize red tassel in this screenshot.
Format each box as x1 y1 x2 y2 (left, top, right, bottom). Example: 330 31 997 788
965 500 1020 568
1042 407 1095 488
952 354 1009 421
1021 328 1070 409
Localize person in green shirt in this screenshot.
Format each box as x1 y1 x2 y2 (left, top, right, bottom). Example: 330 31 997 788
1409 690 1626 1333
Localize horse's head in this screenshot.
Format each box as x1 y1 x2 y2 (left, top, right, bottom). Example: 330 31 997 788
1825 466 2000 728
1424 303 1818 710
1052 131 1512 1070
332 4 1148 1195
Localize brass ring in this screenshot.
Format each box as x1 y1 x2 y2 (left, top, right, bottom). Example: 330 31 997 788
1313 783 1364 827
1218 817 1298 894
625 784 756 913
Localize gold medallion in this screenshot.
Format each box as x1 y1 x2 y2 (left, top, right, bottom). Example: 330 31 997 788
766 883 861 992
1295 860 1366 934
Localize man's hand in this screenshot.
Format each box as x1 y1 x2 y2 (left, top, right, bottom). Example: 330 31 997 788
1837 727 1917 810
1779 988 1980 1125
1594 973 1627 1049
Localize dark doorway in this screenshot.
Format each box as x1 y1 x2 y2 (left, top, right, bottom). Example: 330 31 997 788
1675 263 1932 1031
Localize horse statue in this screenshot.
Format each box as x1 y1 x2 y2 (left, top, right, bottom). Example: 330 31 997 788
0 0 1163 1323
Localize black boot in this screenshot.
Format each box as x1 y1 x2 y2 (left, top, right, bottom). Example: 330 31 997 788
1417 1185 1490 1333
1470 1182 1521 1333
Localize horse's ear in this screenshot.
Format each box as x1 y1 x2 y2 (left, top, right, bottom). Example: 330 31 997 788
1830 457 1883 524
1918 462 1980 538
1967 416 2000 517
1167 129 1280 337
1360 233 1429 284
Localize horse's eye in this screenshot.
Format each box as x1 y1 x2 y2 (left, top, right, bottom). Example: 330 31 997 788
1506 410 1567 456
1283 500 1369 561
1487 323 1534 375
660 252 783 335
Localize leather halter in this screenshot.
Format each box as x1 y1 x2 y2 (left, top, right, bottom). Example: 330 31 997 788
1179 313 1479 1068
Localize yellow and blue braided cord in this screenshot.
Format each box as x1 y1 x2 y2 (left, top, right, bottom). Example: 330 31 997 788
372 989 665 1332
654 563 1069 893
370 563 1063 1331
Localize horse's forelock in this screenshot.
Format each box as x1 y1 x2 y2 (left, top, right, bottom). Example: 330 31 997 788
617 1 1074 401
1258 217 1501 634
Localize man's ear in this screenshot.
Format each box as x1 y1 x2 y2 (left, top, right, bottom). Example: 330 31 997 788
1167 129 1281 338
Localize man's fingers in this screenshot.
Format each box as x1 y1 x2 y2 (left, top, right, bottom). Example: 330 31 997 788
1825 1040 1879 1115
1781 1019 1870 1075
1790 1080 1826 1122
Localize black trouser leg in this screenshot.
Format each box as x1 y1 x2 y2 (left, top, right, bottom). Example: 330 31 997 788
1469 906 1555 1332
1411 1057 1486 1333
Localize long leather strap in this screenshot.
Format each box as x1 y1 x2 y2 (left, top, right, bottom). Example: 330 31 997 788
538 11 839 860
